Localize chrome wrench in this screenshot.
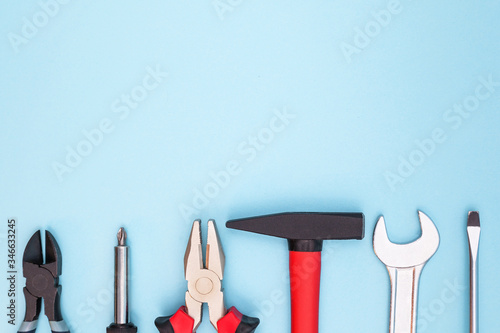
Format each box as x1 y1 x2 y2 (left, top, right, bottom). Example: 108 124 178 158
373 211 440 333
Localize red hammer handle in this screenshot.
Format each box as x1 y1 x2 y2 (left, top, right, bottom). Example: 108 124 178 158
289 251 321 333
226 212 365 333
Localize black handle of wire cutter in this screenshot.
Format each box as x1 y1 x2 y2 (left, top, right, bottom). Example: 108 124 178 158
49 320 70 333
17 320 70 333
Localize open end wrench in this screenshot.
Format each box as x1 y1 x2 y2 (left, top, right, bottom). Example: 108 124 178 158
373 211 440 333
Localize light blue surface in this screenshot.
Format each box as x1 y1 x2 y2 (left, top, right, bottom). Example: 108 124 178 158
1 0 499 332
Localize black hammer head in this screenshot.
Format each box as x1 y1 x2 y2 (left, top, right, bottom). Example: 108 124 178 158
226 212 365 244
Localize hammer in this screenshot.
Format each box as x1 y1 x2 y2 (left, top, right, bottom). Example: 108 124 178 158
226 212 364 333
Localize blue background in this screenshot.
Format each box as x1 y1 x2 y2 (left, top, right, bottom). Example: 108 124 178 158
1 0 499 332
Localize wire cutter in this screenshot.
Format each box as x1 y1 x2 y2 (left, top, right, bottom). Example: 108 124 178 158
155 220 259 333
18 230 70 333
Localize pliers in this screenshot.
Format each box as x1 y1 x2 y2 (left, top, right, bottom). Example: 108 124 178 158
18 230 70 333
155 220 259 333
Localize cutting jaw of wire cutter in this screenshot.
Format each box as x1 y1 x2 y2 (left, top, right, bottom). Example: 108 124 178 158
18 230 69 333
184 219 226 331
155 220 259 333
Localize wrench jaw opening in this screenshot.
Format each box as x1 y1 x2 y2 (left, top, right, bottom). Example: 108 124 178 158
373 211 440 269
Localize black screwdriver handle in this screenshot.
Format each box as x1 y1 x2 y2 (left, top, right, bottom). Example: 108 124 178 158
106 323 137 333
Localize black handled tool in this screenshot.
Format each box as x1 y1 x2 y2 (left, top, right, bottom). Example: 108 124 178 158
107 228 137 333
18 230 70 333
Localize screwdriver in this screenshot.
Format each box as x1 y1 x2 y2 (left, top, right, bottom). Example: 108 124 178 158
107 228 138 333
467 212 480 333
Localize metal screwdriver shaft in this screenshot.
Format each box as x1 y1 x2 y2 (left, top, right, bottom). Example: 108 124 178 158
107 228 137 333
467 212 480 333
116 228 129 324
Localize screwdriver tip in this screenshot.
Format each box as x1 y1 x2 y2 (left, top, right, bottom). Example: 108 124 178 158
467 211 480 228
117 227 127 246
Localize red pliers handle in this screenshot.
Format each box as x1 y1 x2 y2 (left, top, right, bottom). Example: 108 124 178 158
155 306 259 333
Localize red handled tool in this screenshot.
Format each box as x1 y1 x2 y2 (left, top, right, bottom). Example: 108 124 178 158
227 212 364 333
155 220 259 333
